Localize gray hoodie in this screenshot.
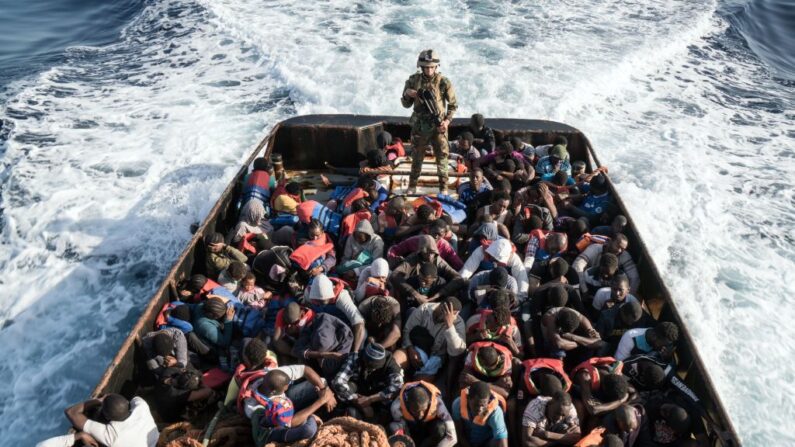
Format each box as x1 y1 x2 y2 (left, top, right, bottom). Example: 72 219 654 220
342 219 384 263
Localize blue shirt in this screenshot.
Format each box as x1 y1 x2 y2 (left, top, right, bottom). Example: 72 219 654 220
535 156 572 176
452 397 508 445
579 192 611 217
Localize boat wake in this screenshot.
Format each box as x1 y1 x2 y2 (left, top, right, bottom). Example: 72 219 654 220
0 0 792 445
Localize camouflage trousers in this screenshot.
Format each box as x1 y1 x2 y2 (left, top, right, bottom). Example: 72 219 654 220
409 126 449 188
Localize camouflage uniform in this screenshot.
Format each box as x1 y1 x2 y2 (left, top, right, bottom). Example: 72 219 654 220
401 71 458 189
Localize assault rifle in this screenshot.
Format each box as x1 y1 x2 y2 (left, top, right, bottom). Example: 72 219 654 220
418 89 443 126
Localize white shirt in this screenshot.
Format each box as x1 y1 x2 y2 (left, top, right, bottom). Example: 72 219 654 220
614 328 649 361
591 287 639 311
83 397 159 447
460 246 529 302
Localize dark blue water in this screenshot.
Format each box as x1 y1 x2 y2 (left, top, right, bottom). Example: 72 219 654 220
0 0 144 87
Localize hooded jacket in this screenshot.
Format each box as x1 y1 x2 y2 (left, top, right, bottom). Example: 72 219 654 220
460 238 529 302
342 219 384 264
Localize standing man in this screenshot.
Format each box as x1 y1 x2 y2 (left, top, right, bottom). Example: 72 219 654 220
401 49 458 195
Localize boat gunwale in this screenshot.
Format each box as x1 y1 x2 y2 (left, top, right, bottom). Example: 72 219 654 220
84 115 741 446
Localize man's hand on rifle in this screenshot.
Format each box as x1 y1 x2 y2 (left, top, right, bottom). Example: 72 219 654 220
404 89 418 98
438 118 450 133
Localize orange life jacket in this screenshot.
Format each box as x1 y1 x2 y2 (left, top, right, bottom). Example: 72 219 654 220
154 302 183 330
574 427 607 447
522 358 572 396
233 359 278 415
340 210 372 238
385 140 406 159
188 278 222 303
399 381 442 422
468 341 513 378
459 388 506 426
468 310 518 340
575 233 611 253
237 233 259 255
411 196 444 218
529 229 568 253
570 357 623 392
342 188 369 211
289 239 334 271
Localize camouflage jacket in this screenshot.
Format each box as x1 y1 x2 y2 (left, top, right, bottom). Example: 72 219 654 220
401 72 458 123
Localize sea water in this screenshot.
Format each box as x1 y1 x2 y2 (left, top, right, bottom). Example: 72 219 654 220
0 0 793 445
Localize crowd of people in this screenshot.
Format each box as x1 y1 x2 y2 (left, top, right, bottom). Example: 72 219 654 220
40 116 708 447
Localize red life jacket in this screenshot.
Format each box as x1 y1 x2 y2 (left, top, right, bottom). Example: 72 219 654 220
340 210 372 238
521 358 572 396
270 179 302 211
237 233 259 255
570 357 623 392
575 233 611 253
187 278 222 303
289 238 334 271
154 302 182 330
362 277 389 299
244 170 271 199
459 388 506 426
385 139 406 159
233 361 278 415
468 341 513 378
529 229 568 253
342 188 369 210
469 309 517 340
411 196 444 218
399 381 442 422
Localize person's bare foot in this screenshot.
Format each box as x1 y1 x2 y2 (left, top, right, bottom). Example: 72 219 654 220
320 174 332 187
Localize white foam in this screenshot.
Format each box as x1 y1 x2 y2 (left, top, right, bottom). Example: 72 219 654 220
1 0 793 445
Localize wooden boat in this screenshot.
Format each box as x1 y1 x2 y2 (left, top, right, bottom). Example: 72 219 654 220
86 114 741 446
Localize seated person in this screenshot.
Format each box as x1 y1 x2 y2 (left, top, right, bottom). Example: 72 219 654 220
451 131 482 162
271 302 315 361
459 341 514 399
535 144 572 178
397 298 466 381
141 328 188 377
236 273 268 309
389 381 458 447
294 200 342 243
571 364 631 424
579 253 620 300
523 135 567 165
460 238 529 303
251 246 295 295
359 294 402 349
518 359 572 401
521 391 581 447
643 395 701 445
478 142 527 183
602 404 653 446
395 204 437 240
190 297 235 355
228 198 272 256
339 219 384 276
540 307 601 367
388 221 463 270
615 322 680 362
469 113 496 153
303 274 365 352
247 369 336 446
292 312 354 380
472 191 513 231
595 300 655 356
523 230 567 273
573 233 639 293
512 184 557 232
452 381 509 447
204 232 248 279
272 181 303 214
465 296 522 355
467 220 510 257
591 215 628 239
377 196 412 243
562 173 613 226
240 157 275 208
354 258 391 302
458 168 493 209
390 235 466 304
38 394 159 447
591 274 639 312
218 260 248 292
404 262 450 306
154 367 214 423
290 219 336 277
468 267 519 309
332 340 404 419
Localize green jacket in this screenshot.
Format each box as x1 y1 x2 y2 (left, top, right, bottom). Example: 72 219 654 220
401 72 458 124
206 245 247 278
